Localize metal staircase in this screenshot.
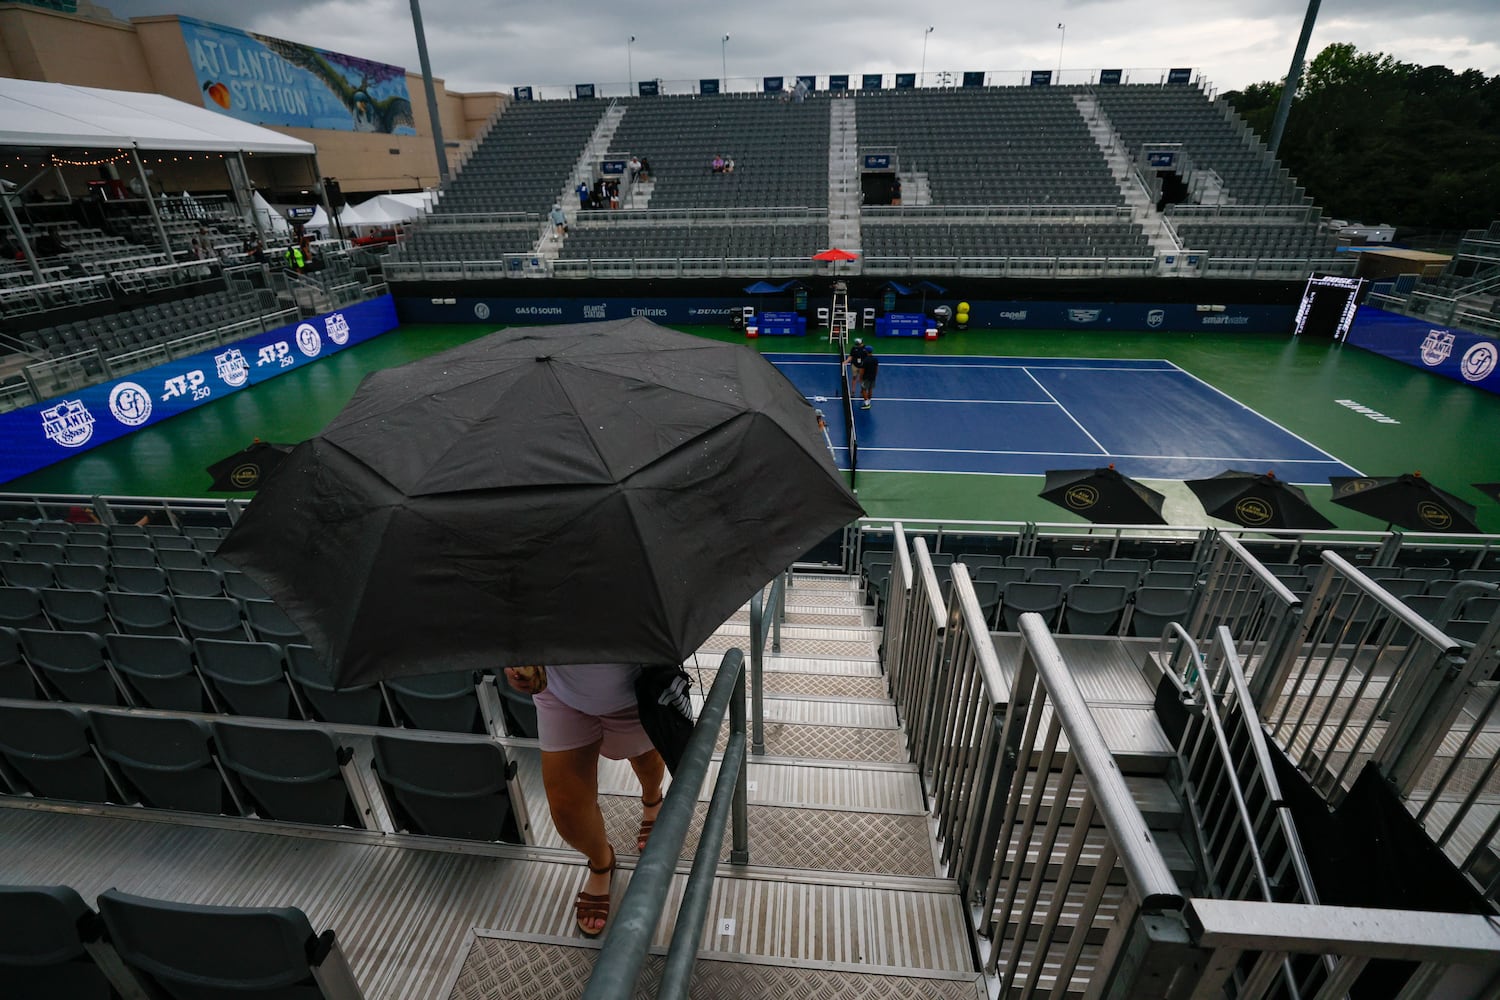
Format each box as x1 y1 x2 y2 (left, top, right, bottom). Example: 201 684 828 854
827 98 862 253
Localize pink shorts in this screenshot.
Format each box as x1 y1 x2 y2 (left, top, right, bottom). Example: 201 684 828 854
533 689 655 760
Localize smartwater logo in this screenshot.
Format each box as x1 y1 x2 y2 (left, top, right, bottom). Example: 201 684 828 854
582 304 607 319
515 306 563 316
630 307 668 317
1201 315 1250 326
997 310 1028 321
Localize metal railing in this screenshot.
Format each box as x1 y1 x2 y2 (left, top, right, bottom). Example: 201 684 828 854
1166 204 1323 223
974 605 1185 988
862 204 1134 222
748 571 786 755
1194 532 1305 699
0 274 112 317
582 648 750 1000
885 536 951 787
1260 551 1467 806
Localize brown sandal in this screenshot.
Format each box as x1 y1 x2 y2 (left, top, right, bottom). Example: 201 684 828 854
575 846 616 938
636 794 664 853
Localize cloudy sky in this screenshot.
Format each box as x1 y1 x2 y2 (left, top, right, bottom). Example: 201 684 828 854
100 0 1500 95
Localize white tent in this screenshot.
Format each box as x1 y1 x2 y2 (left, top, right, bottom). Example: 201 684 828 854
337 201 370 229
362 193 433 225
252 191 291 234
0 77 315 154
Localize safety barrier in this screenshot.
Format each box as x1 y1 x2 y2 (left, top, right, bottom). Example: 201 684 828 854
748 571 786 755
885 536 951 787
1194 532 1304 699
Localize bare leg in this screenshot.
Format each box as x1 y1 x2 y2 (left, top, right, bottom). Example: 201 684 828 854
627 748 667 852
542 744 613 934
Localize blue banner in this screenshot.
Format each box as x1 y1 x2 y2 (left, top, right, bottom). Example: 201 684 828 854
638 80 659 97
700 78 720 95
1030 70 1053 86
894 73 916 89
600 159 627 176
962 71 985 88
1346 307 1500 396
396 297 1296 336
763 76 784 93
751 311 806 336
1168 68 1193 84
1147 151 1178 169
575 83 596 99
1099 69 1123 85
180 17 414 134
876 313 928 338
0 297 399 485
863 154 892 170
512 86 533 101
862 74 884 90
828 75 849 91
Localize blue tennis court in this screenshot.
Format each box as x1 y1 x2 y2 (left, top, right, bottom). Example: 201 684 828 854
769 353 1361 483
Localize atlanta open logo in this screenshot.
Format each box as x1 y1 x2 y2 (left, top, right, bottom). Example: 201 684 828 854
1234 497 1274 526
1419 330 1455 366
1417 501 1453 530
1065 485 1100 510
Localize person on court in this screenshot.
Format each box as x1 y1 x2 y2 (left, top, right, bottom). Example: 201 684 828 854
859 347 879 409
844 337 871 395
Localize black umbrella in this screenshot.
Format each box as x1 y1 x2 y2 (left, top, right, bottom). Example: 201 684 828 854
1039 465 1168 525
1474 483 1500 505
205 441 295 492
217 318 864 687
1185 470 1335 530
1329 473 1481 533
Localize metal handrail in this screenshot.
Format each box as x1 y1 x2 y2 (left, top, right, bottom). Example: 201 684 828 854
582 648 750 1000
748 571 787 754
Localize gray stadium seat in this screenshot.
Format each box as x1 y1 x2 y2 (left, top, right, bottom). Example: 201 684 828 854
1062 584 1130 635
0 585 48 630
0 625 41 700
39 587 111 633
1 560 53 589
96 888 367 1000
193 639 296 719
173 595 246 642
0 884 118 1000
1000 582 1064 631
105 591 178 637
1129 587 1197 638
87 711 231 815
110 565 169 594
18 629 124 706
211 720 360 827
371 733 520 841
243 600 308 646
285 645 385 727
52 563 109 591
383 671 483 733
0 703 117 803
104 633 210 712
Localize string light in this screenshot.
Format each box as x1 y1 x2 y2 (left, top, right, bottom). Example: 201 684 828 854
49 151 129 168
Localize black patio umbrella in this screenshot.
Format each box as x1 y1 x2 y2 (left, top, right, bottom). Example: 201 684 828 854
1474 483 1500 505
1039 465 1168 525
216 318 864 688
1185 470 1335 530
205 441 295 492
1329 473 1481 533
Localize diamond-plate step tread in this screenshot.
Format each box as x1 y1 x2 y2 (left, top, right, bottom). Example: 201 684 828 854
696 669 889 700
715 722 909 762
451 937 986 1000
698 632 877 658
724 607 873 627
593 796 935 876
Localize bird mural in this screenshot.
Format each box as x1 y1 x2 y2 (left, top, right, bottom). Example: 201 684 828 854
252 35 415 134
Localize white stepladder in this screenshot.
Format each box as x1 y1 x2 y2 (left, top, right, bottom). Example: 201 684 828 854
828 281 850 348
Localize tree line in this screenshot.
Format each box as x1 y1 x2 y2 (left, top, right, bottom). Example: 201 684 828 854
1224 43 1500 234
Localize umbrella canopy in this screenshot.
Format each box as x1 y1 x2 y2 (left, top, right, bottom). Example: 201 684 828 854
216 318 864 687
812 248 859 261
1473 483 1500 505
205 441 295 492
1329 473 1481 533
1039 466 1168 525
1185 470 1334 530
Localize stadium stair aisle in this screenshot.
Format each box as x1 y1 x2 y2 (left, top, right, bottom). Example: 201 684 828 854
0 570 1193 997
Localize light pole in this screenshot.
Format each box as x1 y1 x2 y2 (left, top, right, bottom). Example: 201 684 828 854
627 35 635 95
721 34 730 91
1056 23 1066 84
920 26 934 87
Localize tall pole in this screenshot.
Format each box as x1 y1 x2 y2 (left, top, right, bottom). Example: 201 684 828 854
1267 0 1321 155
129 146 173 260
721 34 729 91
409 0 450 183
0 188 42 283
1057 23 1066 83
627 35 635 96
920 26 934 87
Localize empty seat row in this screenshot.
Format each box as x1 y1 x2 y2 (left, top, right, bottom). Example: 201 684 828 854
0 586 302 645
0 627 489 734
0 883 366 1000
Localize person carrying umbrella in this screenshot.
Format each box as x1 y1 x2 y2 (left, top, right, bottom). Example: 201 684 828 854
503 663 665 938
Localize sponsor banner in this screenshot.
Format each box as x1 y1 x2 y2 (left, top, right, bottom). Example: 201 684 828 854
876 313 928 338
1168 68 1194 84
575 83 596 99
862 74 884 90
512 86 533 101
763 76 784 93
1147 151 1177 169
828 75 849 92
399 298 1295 334
1030 70 1053 86
180 17 414 134
638 80 659 97
863 154 893 170
699 78 720 95
0 296 398 485
962 71 985 88
1346 307 1500 396
894 73 916 89
1098 69 1123 85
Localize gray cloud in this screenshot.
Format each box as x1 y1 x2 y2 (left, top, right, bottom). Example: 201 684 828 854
100 0 1500 93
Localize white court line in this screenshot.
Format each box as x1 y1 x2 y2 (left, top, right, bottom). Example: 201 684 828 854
766 352 1178 366
1020 367 1109 455
873 397 1057 405
860 445 1352 464
849 467 1338 485
1155 360 1364 477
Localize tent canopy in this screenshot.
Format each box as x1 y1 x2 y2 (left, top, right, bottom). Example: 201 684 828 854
0 78 315 155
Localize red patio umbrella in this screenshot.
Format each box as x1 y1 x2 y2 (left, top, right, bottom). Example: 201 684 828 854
812 248 859 261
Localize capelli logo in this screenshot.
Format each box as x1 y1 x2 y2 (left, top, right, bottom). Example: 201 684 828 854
997 310 1028 321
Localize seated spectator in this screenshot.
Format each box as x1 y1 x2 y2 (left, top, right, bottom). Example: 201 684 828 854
638 157 652 181
723 156 736 174
711 154 725 173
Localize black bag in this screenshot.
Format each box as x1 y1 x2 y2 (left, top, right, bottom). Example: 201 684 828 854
634 664 695 775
